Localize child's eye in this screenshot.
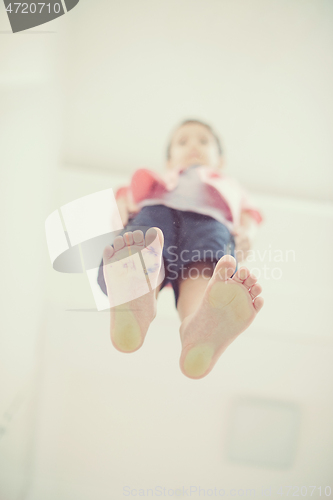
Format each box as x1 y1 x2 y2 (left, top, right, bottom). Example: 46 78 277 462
178 138 187 145
200 138 208 144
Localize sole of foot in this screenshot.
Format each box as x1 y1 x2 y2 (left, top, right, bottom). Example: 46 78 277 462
103 227 164 353
179 255 264 380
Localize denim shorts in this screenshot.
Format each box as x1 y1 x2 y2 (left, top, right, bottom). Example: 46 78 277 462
97 205 237 306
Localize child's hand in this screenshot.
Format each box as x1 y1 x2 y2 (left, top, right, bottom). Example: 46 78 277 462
116 195 140 226
232 212 258 261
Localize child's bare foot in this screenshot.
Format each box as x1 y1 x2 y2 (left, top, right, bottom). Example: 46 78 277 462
103 227 164 353
179 255 264 379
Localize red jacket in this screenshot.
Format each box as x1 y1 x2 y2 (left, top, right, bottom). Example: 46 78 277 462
116 166 263 226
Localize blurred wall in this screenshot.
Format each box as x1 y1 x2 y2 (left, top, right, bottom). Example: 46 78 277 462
61 0 333 201
0 12 61 499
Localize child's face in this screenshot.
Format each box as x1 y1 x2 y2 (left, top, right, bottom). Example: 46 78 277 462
167 123 223 171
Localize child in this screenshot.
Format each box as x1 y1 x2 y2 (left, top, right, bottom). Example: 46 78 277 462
98 119 264 380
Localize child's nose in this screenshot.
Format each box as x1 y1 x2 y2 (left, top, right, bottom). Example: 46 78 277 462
190 144 201 154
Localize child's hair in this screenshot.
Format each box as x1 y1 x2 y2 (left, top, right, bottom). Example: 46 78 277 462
166 119 223 160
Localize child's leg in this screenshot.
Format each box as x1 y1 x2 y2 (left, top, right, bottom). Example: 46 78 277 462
103 227 164 353
99 205 178 353
177 257 264 380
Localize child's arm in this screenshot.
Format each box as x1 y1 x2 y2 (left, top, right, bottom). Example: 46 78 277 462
231 184 263 261
114 168 163 226
233 211 260 261
115 186 140 226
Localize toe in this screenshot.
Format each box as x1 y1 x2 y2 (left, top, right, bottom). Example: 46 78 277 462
123 232 134 246
133 230 144 244
253 296 264 312
243 273 257 288
103 245 114 263
233 266 250 283
113 235 125 251
145 227 164 248
250 283 262 298
214 255 236 281
145 227 157 247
